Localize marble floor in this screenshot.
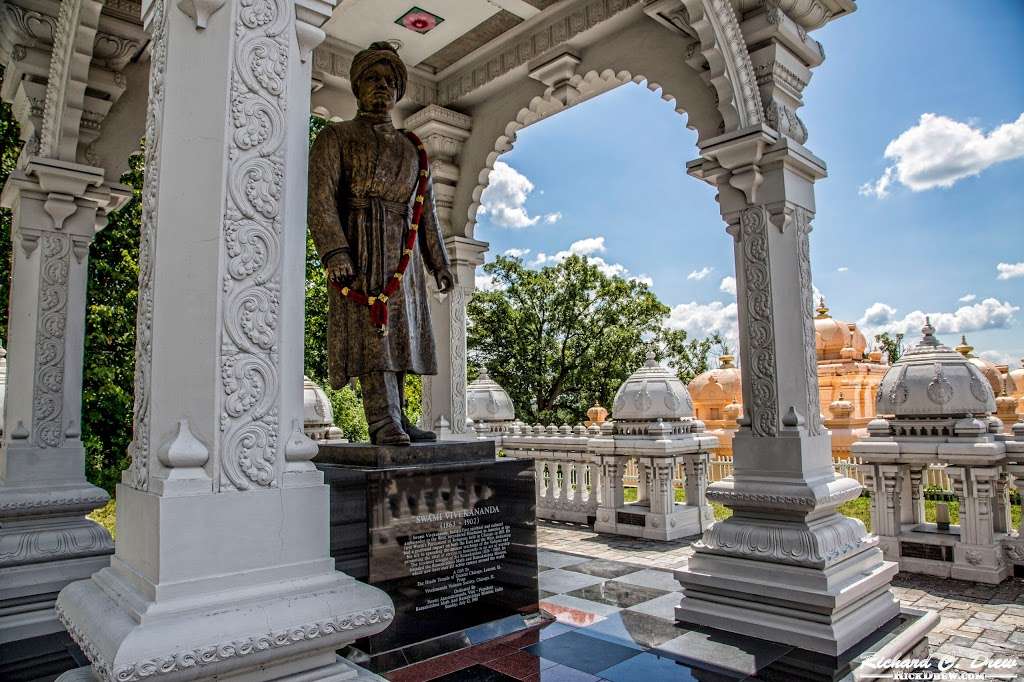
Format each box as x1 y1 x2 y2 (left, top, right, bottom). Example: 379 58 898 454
380 522 1024 681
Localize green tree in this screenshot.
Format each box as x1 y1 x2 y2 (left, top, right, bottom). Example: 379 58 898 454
875 332 905 365
81 149 145 492
467 254 722 425
0 76 23 344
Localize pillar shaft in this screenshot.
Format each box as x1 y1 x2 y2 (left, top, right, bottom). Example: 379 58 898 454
0 158 125 642
53 1 394 679
676 131 898 656
422 235 487 435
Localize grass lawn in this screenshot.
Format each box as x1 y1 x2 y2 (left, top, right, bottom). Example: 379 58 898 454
89 489 1021 539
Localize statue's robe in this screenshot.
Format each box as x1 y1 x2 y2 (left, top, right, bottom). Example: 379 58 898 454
308 114 450 388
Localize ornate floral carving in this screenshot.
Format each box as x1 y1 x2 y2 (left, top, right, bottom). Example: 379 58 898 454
449 286 468 433
794 208 821 435
888 365 908 406
738 207 778 436
219 0 289 490
968 365 991 403
927 362 954 406
128 0 168 490
55 600 394 682
32 235 70 448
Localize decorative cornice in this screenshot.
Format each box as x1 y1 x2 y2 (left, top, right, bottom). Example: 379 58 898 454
0 489 109 518
437 0 643 106
56 600 395 682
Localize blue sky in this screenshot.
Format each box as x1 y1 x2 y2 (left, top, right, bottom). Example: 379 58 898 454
473 1 1024 368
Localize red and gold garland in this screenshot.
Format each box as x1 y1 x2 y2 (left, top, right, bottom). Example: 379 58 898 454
329 130 429 337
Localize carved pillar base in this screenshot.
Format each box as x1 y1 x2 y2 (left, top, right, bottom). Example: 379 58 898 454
0 157 127 643
56 485 393 682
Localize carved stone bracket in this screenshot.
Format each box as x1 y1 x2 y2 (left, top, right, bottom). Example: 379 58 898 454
528 48 582 105
176 0 226 30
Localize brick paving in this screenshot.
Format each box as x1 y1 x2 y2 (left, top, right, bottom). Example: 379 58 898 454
537 520 1024 670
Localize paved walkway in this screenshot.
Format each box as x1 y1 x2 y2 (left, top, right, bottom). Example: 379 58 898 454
537 520 1024 675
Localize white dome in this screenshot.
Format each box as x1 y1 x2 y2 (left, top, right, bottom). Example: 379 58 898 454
467 369 515 422
875 320 995 418
612 351 694 421
303 376 343 440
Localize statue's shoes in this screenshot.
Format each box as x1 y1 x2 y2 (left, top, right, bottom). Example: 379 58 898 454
372 423 411 446
402 418 437 442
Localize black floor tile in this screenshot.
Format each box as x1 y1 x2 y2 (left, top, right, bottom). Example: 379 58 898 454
524 630 641 675
562 559 638 579
433 663 520 681
576 610 683 650
598 652 704 681
565 581 669 609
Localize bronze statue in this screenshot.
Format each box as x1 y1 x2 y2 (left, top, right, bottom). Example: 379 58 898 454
308 42 453 446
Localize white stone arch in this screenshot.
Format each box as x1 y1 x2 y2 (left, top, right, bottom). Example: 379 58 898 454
463 68 699 239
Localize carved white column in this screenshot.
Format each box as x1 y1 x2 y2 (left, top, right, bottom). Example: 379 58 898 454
0 158 126 643
53 0 394 679
676 128 900 656
0 0 136 645
405 105 486 437
422 235 487 436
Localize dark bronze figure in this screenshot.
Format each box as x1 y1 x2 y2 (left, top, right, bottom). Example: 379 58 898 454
309 42 454 446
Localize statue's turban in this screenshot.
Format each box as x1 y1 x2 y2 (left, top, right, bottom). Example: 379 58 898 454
350 41 407 102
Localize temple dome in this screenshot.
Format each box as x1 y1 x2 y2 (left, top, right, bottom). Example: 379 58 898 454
1007 360 1024 399
954 335 1004 397
814 298 867 360
612 351 694 421
466 369 516 422
303 376 343 441
688 354 742 406
875 320 996 418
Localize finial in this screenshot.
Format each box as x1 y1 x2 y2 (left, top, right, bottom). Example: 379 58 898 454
644 350 657 367
920 316 937 345
479 367 490 381
815 296 830 319
955 335 973 358
719 353 735 369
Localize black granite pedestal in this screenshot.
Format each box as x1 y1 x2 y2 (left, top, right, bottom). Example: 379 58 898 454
316 441 539 663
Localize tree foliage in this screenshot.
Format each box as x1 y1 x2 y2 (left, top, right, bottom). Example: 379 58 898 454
468 255 724 425
875 332 905 365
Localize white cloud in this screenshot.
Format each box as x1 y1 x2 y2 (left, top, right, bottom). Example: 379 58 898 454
959 293 977 303
503 248 531 259
837 266 849 273
557 236 605 258
858 298 1019 337
997 262 1024 280
861 112 1024 197
666 301 739 348
979 350 1016 369
719 276 736 296
544 212 562 224
478 161 554 228
529 236 650 285
858 302 898 327
475 272 499 291
687 266 713 281
859 166 895 198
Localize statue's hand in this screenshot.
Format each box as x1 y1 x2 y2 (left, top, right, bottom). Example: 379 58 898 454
325 251 355 285
435 268 455 294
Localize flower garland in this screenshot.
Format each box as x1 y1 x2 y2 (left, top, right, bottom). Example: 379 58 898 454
329 130 429 337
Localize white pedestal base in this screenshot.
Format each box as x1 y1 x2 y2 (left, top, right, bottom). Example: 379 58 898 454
594 503 705 541
55 655 388 682
676 546 900 655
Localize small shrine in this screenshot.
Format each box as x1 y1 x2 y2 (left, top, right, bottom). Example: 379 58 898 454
302 376 345 442
591 352 717 541
853 319 1011 584
465 369 517 436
